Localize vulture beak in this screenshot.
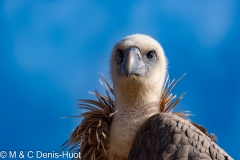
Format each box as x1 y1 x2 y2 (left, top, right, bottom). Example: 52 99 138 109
122 47 142 78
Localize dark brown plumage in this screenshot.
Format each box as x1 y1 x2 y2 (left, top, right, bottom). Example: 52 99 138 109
129 113 231 160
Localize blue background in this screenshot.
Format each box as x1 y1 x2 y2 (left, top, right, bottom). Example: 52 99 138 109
0 0 239 159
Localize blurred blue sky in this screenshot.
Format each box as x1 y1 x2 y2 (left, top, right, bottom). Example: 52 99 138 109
0 0 239 159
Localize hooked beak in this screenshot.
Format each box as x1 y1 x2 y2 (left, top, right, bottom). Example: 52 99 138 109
122 47 142 78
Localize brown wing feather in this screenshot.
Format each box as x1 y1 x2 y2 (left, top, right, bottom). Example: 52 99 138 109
128 113 233 160
62 74 115 160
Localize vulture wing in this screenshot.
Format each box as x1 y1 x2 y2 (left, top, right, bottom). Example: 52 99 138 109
128 113 233 160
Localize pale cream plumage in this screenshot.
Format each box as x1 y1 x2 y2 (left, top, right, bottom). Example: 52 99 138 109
108 34 167 159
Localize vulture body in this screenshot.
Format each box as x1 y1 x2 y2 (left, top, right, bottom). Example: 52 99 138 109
129 113 231 160
64 34 233 160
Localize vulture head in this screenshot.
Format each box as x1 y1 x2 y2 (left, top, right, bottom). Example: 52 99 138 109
110 34 167 107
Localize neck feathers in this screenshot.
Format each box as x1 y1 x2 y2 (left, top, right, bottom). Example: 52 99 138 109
114 79 163 113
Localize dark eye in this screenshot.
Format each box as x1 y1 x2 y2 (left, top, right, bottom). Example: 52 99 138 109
117 49 124 63
146 51 156 60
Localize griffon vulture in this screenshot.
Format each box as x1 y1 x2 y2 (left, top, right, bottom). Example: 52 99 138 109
63 34 233 160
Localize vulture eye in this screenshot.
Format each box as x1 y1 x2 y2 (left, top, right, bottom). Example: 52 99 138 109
146 51 156 60
117 49 124 63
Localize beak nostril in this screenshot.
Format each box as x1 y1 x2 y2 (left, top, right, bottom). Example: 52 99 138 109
136 52 141 61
